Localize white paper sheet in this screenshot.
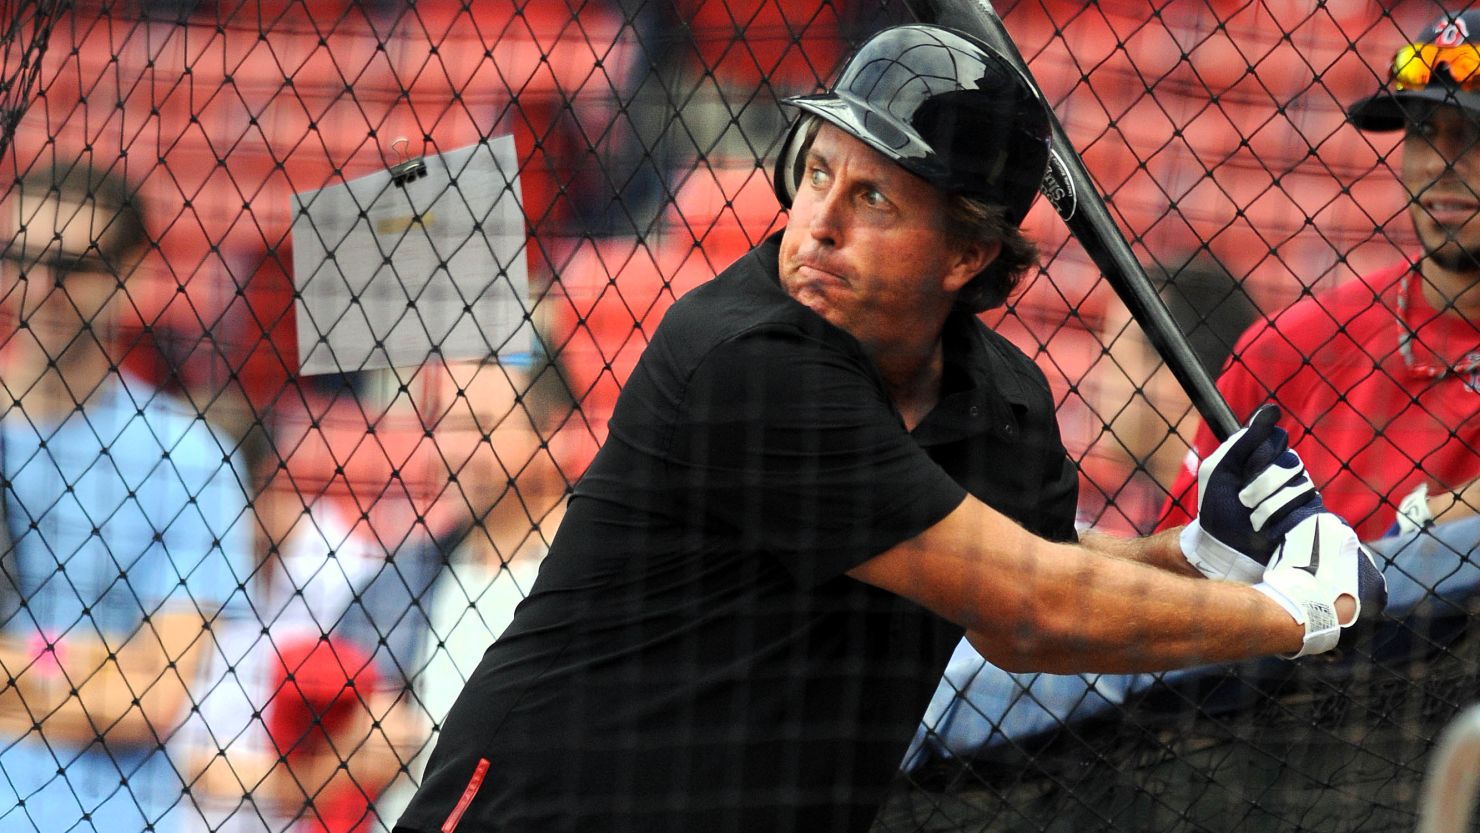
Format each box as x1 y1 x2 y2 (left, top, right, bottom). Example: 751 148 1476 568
290 137 531 375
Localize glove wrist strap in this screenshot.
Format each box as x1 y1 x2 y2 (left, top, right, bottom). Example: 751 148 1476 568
1253 577 1341 659
1180 520 1263 583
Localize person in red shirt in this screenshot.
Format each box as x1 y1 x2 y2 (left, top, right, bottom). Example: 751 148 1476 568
1163 10 1480 541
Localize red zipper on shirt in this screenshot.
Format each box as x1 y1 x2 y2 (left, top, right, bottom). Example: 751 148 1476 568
440 758 491 833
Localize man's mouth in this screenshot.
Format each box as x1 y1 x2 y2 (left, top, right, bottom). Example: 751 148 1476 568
1419 192 1480 227
792 256 850 286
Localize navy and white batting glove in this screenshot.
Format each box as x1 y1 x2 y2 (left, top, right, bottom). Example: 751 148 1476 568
1180 404 1324 582
1252 512 1388 659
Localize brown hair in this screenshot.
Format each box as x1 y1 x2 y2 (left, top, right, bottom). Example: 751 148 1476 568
8 160 148 273
944 194 1039 313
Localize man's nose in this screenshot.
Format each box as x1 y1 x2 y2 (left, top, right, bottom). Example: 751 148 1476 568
807 187 845 247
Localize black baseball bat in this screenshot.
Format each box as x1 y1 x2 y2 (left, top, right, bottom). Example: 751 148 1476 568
905 0 1242 441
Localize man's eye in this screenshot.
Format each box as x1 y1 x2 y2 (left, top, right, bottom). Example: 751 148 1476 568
861 189 887 207
808 166 830 187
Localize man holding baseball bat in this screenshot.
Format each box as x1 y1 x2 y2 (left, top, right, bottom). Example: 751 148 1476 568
393 25 1385 833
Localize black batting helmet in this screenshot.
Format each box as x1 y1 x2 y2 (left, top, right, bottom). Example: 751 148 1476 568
773 24 1052 227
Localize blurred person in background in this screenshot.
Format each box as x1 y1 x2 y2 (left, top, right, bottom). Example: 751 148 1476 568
1161 10 1480 543
1081 256 1262 534
188 432 414 833
370 352 576 826
0 160 253 833
190 351 577 833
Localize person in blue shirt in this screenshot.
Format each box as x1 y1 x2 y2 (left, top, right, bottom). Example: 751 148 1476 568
0 160 252 833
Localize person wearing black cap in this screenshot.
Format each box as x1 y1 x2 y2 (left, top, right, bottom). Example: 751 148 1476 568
391 25 1384 833
1162 10 1480 547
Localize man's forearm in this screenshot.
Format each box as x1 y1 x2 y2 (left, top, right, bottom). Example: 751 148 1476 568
853 500 1305 675
964 533 1304 675
1432 476 1480 525
0 610 206 746
1079 526 1201 578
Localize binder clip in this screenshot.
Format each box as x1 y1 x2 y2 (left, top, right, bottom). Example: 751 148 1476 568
389 136 427 188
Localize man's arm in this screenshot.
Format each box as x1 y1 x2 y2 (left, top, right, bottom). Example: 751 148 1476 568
0 607 211 745
1388 475 1480 537
848 497 1307 675
1078 527 1199 577
1430 475 1480 525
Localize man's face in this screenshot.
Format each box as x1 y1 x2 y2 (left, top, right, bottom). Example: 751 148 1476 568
1403 105 1480 273
4 188 127 360
4 261 119 360
778 123 990 354
453 361 547 482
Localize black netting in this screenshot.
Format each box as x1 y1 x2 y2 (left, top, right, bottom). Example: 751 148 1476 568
0 1 1474 832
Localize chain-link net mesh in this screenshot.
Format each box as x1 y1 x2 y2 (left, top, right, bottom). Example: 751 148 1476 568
0 1 1475 832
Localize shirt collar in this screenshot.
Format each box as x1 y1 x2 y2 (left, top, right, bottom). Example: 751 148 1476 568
915 309 1030 444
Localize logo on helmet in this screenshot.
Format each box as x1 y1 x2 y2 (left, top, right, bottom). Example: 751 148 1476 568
1434 17 1471 47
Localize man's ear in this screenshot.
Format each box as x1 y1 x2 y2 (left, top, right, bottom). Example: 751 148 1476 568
943 239 1001 293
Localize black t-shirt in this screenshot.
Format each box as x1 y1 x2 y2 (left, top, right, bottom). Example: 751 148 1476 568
395 234 1078 833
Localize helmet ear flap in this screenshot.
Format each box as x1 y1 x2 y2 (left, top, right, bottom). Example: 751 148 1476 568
772 117 807 209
